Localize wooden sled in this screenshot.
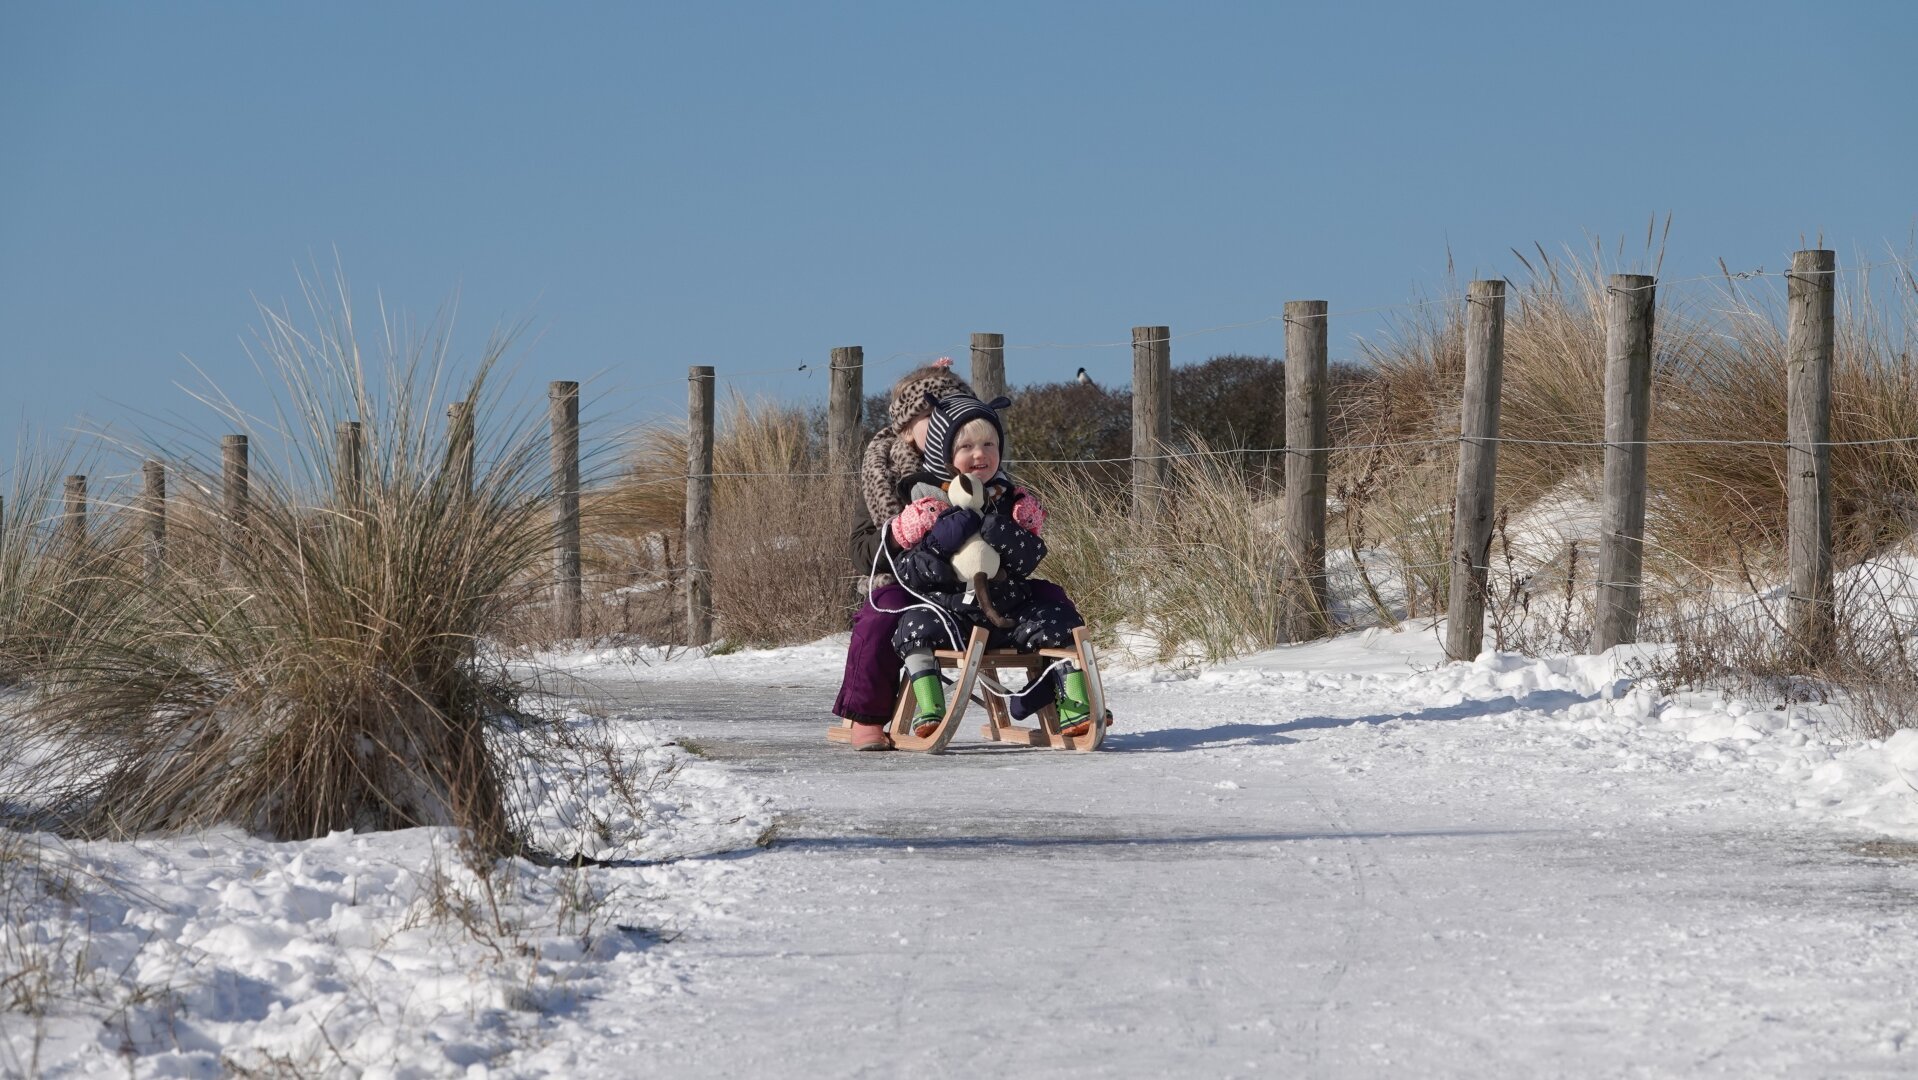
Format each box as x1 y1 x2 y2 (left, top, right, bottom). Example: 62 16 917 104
826 625 1109 754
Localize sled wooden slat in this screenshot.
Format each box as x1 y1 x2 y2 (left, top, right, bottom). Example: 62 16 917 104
979 722 1061 747
1080 631 1108 749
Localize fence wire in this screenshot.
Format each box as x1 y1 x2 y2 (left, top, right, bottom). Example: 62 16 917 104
610 426 1918 486
20 256 1918 678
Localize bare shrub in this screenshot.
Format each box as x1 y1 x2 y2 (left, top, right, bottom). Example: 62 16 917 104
1013 356 1374 497
1010 379 1131 492
1325 376 1456 624
1624 539 1918 738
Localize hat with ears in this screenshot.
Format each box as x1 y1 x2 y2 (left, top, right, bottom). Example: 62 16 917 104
920 391 1012 480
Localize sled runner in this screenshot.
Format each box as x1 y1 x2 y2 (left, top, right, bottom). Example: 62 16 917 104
827 625 1108 753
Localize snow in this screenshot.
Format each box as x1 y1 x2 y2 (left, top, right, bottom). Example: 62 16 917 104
8 625 1918 1076
2 712 769 1078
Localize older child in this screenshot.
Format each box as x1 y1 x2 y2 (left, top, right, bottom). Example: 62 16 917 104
885 391 1094 738
830 362 1083 750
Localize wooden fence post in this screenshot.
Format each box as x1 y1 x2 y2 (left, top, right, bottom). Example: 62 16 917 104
1131 326 1171 528
1591 274 1656 653
828 345 863 490
335 420 363 512
221 435 248 577
143 459 166 580
686 365 716 646
1445 281 1507 660
549 381 581 640
61 474 86 552
970 332 1006 404
1787 248 1837 663
1280 301 1331 643
446 400 474 503
829 345 864 607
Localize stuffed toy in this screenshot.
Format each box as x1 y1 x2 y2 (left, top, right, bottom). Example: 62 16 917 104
943 472 1016 629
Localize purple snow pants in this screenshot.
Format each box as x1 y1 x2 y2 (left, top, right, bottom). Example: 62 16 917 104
832 580 1078 725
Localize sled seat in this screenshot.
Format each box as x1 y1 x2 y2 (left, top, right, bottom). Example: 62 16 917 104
826 625 1109 754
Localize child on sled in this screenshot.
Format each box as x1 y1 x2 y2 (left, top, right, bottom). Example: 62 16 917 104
885 390 1095 740
828 362 1097 751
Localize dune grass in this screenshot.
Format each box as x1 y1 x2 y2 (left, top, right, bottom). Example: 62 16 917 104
6 282 575 851
1358 247 1918 576
0 441 115 689
587 245 1918 690
603 393 852 647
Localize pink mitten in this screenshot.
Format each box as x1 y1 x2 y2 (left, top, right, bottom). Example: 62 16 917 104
890 496 948 548
1010 487 1047 536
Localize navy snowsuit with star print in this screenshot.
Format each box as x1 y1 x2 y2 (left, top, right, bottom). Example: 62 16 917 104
884 471 1083 659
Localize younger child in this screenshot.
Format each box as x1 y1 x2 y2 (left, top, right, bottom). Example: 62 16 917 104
884 392 1095 738
830 362 1087 751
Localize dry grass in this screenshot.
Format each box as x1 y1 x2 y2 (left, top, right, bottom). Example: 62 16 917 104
605 394 852 647
1362 247 1918 572
0 442 108 687
1652 265 1918 566
5 279 577 852
1037 436 1282 664
1332 243 1918 728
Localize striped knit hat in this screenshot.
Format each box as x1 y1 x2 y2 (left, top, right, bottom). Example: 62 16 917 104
920 391 1012 481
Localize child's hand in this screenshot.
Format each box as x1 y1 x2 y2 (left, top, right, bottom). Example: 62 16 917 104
923 507 983 558
1003 487 1046 536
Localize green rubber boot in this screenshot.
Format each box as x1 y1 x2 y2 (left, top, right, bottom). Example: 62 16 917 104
1055 668 1092 736
910 673 946 737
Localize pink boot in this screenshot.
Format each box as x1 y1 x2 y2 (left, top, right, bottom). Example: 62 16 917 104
848 722 893 751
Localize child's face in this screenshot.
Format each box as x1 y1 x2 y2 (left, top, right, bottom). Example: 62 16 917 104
906 413 932 451
950 422 1001 481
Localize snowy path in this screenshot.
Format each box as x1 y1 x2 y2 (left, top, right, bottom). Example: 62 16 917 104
519 633 1918 1079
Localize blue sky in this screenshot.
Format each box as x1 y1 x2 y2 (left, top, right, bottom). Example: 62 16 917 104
3 1 1913 459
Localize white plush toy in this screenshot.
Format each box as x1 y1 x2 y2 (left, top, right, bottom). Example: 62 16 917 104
944 472 1014 629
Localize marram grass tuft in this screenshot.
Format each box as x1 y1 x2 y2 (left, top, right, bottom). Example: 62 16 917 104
11 282 575 852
